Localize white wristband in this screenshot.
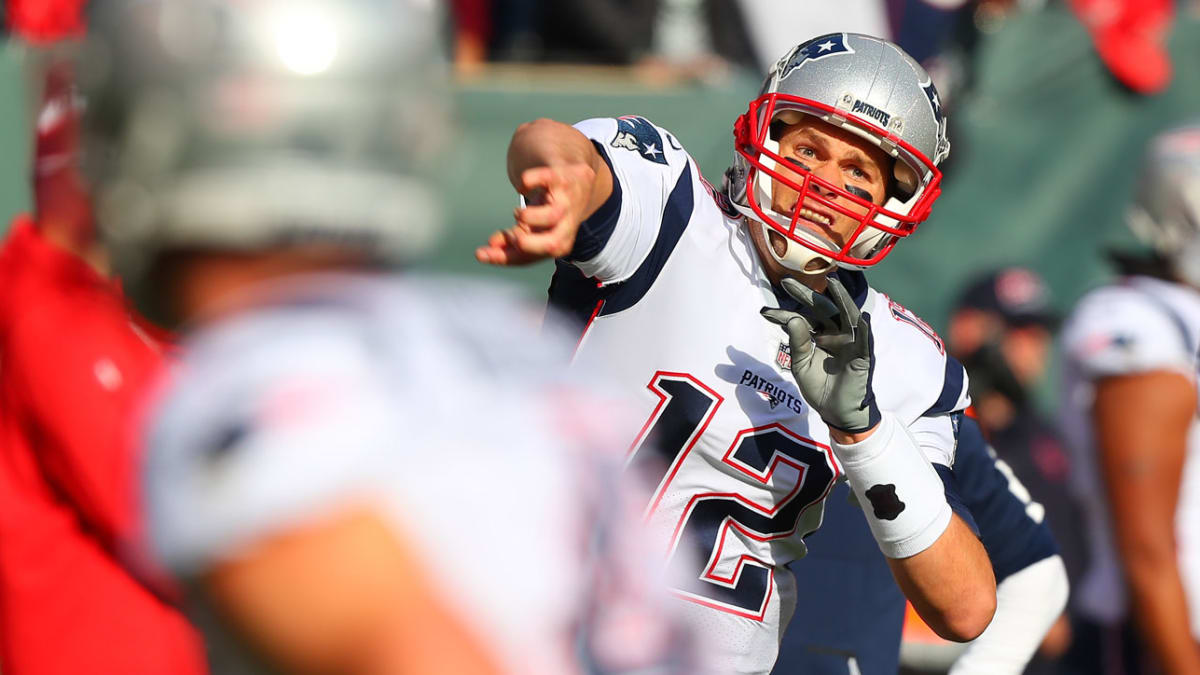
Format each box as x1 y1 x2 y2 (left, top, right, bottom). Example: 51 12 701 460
833 412 952 559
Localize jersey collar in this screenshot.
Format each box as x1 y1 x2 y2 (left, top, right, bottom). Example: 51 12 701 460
772 268 870 312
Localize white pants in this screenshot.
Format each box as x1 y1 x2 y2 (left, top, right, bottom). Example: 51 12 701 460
949 554 1070 674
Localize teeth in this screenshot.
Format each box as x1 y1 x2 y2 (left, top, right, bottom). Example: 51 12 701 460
798 208 831 226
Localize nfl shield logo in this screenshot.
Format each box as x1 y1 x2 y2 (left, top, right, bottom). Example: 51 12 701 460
776 342 792 370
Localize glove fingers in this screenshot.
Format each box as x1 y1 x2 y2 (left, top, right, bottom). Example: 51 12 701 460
782 314 817 367
826 277 861 328
761 308 816 359
781 312 814 345
852 313 872 359
781 277 839 325
760 307 797 326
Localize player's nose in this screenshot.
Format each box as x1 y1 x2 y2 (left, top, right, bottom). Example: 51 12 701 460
808 162 841 198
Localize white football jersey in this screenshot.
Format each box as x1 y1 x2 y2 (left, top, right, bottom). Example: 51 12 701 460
1060 275 1200 638
549 116 970 673
142 273 698 675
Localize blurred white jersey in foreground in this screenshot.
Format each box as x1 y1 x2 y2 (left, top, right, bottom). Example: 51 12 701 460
142 273 698 674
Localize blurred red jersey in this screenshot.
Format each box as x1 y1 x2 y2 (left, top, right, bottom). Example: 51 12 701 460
0 216 205 675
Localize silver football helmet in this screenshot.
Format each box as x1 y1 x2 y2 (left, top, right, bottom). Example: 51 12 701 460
78 0 447 280
724 33 950 272
1126 121 1200 286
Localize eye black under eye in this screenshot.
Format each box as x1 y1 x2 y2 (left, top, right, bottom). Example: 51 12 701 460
843 184 872 200
785 157 812 172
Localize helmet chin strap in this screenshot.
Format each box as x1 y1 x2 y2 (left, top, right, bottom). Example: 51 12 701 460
757 219 837 275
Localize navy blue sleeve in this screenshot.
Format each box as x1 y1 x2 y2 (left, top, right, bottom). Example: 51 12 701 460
778 484 905 675
934 463 979 537
564 141 622 263
953 415 1059 582
924 355 967 416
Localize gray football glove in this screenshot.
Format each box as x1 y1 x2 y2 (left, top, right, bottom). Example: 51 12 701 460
761 277 881 434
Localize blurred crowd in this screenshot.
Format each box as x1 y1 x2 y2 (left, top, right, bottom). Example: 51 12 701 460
446 0 1177 97
2 1 1200 674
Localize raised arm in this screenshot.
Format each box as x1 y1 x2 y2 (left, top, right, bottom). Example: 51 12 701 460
476 118 613 266
1094 370 1200 673
832 420 997 642
763 277 996 641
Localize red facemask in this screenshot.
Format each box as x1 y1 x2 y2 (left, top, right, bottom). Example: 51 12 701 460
733 93 943 268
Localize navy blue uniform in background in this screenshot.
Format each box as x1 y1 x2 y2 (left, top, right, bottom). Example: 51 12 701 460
773 415 1059 674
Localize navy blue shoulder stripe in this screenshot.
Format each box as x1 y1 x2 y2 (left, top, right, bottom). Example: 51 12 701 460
565 140 623 263
547 260 602 333
599 160 696 316
925 355 967 416
546 160 696 331
1126 281 1197 358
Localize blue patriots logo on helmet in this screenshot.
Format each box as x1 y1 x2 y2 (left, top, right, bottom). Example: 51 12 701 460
779 34 852 80
921 79 943 122
611 115 668 165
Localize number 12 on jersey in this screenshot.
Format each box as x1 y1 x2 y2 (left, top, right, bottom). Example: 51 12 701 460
627 372 840 620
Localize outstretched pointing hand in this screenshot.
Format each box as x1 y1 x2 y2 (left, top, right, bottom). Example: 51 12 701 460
475 162 597 266
761 277 881 434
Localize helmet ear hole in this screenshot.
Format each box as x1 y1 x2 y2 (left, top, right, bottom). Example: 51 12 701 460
892 162 917 202
769 110 806 141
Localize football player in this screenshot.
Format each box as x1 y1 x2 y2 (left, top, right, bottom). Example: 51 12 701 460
77 1 697 673
478 33 996 673
1060 120 1200 674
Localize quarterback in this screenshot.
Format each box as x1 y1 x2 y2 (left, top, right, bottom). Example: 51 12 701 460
479 33 996 673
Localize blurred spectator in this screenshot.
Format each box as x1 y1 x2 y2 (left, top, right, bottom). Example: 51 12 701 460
539 0 661 64
949 268 1085 577
948 268 1083 672
5 0 85 43
1069 0 1174 94
490 0 542 60
1059 121 1200 674
0 53 206 675
447 0 759 81
451 0 491 71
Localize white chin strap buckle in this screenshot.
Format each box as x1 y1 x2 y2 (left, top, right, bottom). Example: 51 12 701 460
762 221 836 274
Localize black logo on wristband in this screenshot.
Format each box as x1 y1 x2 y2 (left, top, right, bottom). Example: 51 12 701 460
865 484 905 521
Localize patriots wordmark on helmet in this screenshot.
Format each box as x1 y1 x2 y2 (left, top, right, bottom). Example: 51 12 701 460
849 99 891 129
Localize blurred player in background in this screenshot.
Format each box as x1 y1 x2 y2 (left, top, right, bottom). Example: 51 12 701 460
78 1 698 673
478 32 996 674
0 37 206 675
775 412 1068 675
1060 120 1200 674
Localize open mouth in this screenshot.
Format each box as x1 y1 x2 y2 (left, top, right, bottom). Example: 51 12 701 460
797 206 833 229
793 205 843 247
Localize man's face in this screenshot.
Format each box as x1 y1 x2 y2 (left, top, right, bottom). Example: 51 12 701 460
768 116 892 252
